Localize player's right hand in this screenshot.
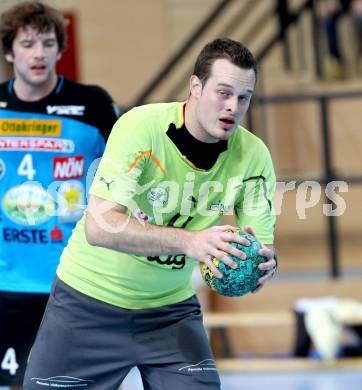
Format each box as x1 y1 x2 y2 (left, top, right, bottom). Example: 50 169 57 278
184 225 251 278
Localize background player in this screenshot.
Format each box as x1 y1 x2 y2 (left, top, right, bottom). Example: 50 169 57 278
0 2 119 388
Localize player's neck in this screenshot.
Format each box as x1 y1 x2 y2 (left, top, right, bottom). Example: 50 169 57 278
13 73 58 102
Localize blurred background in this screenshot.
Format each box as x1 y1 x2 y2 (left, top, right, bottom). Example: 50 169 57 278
1 0 361 387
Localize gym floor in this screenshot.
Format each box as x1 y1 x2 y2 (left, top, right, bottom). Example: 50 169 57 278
121 367 362 389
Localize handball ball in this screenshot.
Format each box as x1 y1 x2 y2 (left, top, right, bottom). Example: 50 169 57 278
199 231 266 297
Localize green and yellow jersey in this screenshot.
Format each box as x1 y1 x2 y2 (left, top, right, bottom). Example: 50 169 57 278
57 102 276 309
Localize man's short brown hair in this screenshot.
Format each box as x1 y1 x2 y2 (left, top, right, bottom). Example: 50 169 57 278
0 1 67 54
193 38 257 85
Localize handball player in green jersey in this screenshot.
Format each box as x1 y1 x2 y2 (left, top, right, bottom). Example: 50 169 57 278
24 38 277 390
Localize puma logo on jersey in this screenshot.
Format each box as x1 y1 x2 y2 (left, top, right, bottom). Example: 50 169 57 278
46 105 85 116
99 177 114 190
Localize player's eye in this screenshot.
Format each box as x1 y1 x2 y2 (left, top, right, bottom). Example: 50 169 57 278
238 95 251 102
20 40 33 48
44 40 57 47
218 90 231 97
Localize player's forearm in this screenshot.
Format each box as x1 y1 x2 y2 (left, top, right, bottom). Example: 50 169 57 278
85 202 191 256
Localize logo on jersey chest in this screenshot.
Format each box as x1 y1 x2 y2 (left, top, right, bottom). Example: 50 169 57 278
0 119 61 136
57 180 85 223
3 227 48 244
0 137 75 152
2 225 64 244
2 184 55 225
53 155 84 179
46 105 85 116
132 208 152 224
147 187 168 207
207 201 233 215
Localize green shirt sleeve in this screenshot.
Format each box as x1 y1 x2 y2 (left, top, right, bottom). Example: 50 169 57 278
234 142 276 245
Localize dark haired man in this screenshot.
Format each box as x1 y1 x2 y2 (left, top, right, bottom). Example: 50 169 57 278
23 38 277 390
0 2 119 388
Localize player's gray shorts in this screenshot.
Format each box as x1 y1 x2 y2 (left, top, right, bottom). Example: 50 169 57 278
23 277 221 390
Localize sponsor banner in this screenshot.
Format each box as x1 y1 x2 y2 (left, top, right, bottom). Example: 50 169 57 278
0 137 74 153
2 183 55 225
0 119 61 136
53 155 84 179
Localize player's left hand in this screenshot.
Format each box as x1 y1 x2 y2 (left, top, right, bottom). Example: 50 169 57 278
243 226 277 293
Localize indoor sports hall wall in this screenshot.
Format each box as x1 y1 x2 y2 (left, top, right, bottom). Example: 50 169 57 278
0 0 220 107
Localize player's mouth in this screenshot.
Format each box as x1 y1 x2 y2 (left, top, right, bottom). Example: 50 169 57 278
30 64 47 73
219 117 235 130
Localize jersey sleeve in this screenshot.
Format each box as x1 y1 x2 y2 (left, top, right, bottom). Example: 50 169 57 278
234 143 276 245
89 86 121 141
89 108 152 209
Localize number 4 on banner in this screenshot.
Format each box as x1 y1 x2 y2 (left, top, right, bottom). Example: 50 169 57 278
1 348 19 375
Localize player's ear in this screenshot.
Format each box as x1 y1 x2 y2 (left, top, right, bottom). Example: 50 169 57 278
56 51 62 62
189 75 202 99
4 52 14 63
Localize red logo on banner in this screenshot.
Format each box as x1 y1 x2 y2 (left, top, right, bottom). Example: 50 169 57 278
53 155 84 179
